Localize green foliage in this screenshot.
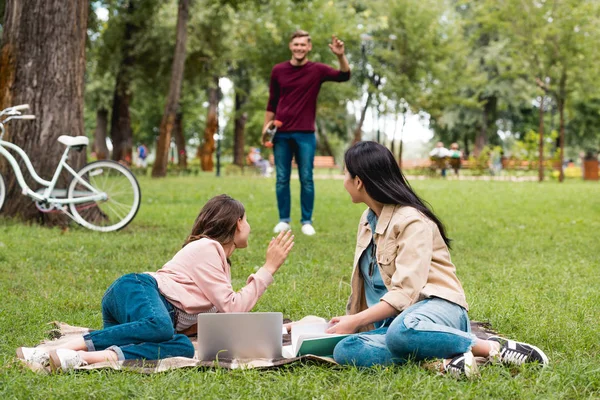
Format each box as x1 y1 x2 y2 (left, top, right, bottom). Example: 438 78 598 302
509 129 559 164
81 0 600 166
1 177 599 397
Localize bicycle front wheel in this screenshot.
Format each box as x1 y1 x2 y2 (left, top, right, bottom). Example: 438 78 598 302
0 171 5 212
67 160 141 232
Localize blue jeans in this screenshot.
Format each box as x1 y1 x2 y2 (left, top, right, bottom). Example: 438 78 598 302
83 273 195 361
333 298 477 367
273 132 316 224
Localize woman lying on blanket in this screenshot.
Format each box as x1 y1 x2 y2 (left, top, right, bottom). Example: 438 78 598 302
17 194 294 372
325 141 548 378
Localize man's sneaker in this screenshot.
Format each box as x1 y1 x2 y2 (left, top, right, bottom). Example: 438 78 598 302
488 336 549 367
16 347 50 365
48 349 87 372
301 224 316 236
444 351 479 379
273 221 291 233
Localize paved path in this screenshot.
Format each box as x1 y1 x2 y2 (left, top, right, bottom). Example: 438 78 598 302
297 174 539 182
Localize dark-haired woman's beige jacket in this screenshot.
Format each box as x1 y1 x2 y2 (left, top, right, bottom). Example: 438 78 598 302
346 204 468 321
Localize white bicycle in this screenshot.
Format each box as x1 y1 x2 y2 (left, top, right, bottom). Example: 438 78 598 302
0 104 141 232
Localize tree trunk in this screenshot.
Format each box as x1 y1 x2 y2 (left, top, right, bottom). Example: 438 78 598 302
109 0 138 165
373 101 380 143
173 109 186 168
316 119 334 158
0 0 87 225
397 111 407 167
232 65 250 167
199 76 220 171
557 71 567 183
152 0 190 177
463 136 470 158
233 91 248 167
557 99 565 183
94 108 109 160
537 95 545 182
474 96 497 156
390 113 398 160
353 91 372 144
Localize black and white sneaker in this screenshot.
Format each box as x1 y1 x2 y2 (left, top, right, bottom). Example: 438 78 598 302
444 351 479 379
488 336 549 367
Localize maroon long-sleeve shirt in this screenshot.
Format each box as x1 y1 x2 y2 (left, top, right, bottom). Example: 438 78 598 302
266 61 350 133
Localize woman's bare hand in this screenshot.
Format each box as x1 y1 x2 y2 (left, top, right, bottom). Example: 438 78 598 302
264 230 294 275
326 315 361 334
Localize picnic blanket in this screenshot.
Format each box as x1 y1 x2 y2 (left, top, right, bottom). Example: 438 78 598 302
20 318 497 374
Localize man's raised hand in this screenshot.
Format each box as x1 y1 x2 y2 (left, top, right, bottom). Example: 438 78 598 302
329 35 345 56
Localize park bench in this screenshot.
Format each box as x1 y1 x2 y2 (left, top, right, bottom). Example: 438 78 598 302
268 154 338 171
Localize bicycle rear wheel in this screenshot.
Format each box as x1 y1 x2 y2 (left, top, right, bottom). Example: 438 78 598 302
67 160 141 232
0 172 5 212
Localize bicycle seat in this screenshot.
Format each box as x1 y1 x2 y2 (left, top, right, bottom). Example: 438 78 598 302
58 135 89 147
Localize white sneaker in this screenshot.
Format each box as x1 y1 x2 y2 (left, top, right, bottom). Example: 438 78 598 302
301 224 316 236
48 349 87 372
273 221 291 233
16 347 49 365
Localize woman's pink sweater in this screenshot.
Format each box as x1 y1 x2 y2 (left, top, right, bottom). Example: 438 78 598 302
148 238 273 314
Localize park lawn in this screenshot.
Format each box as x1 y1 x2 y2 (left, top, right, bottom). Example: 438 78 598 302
0 174 598 399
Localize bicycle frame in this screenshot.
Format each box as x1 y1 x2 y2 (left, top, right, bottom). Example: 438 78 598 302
0 138 107 205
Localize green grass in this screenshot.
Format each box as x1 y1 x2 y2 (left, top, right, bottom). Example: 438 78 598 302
1 174 599 399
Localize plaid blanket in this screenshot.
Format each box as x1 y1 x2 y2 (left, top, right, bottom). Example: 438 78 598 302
20 319 497 374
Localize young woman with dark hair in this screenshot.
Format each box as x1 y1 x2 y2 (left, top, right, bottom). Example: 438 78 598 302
326 141 547 378
17 194 294 372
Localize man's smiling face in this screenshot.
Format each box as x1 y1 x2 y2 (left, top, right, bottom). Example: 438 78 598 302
289 36 312 63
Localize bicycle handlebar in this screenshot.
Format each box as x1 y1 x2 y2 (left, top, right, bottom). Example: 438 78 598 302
0 104 31 118
0 113 36 139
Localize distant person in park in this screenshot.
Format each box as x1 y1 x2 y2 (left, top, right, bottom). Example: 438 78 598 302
247 147 272 177
326 141 548 378
136 143 148 168
429 141 449 177
490 148 503 176
263 29 351 236
16 194 294 372
449 143 462 176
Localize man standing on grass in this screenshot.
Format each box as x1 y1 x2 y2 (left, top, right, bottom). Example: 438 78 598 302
263 30 350 236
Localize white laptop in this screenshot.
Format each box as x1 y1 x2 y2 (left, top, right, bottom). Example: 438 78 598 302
196 312 283 361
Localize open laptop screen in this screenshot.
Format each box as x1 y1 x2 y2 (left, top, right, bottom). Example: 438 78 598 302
196 312 283 360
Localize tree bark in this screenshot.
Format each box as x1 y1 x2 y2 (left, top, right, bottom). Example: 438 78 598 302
173 109 187 168
109 0 138 165
463 136 470 158
0 0 88 225
390 113 398 160
198 76 220 171
233 91 248 167
231 65 250 167
316 119 334 158
474 96 497 156
353 91 372 144
557 71 567 183
93 108 109 160
537 96 545 182
152 0 190 177
557 100 565 183
397 111 407 167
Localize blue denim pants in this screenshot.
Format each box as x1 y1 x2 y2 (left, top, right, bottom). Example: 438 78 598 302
273 132 316 225
333 297 477 367
83 273 195 361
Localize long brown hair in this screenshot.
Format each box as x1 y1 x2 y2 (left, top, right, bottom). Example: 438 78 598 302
183 194 245 248
345 141 451 248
